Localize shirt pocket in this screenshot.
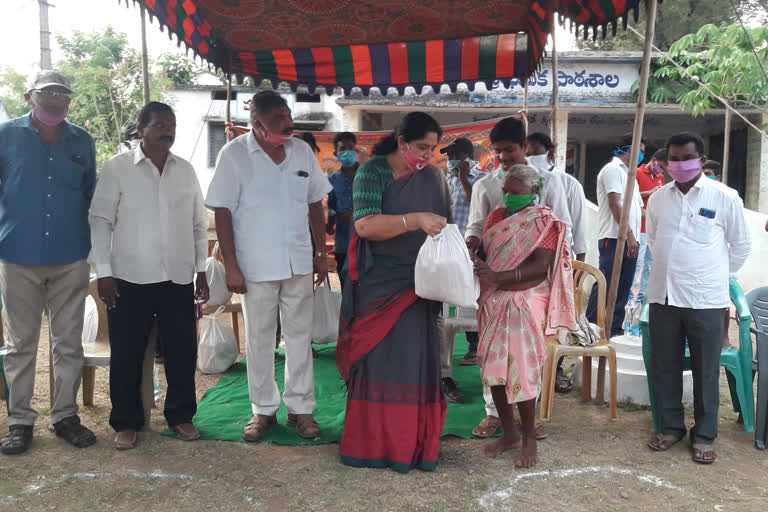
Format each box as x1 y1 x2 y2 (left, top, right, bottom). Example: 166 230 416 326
289 171 310 204
686 214 718 244
58 158 86 190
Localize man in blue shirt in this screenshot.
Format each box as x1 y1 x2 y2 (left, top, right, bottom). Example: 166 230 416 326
0 71 97 455
440 137 483 404
326 132 358 288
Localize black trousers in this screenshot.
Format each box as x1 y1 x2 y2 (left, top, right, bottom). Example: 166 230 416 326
586 238 638 337
465 331 479 353
107 280 197 431
649 303 725 444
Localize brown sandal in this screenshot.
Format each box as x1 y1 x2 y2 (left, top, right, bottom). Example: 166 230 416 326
171 423 201 441
242 415 276 442
287 413 320 439
648 433 684 452
472 415 502 438
691 444 717 464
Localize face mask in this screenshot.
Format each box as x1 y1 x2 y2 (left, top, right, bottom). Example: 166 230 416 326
528 154 551 172
649 163 664 178
447 160 460 175
667 159 703 183
32 104 67 127
503 193 535 212
615 146 644 166
258 124 292 146
402 144 431 171
337 150 358 167
706 174 717 180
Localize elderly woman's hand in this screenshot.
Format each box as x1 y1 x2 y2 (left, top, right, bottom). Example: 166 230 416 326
472 257 497 286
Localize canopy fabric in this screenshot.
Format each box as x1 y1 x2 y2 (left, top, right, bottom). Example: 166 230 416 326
128 0 651 94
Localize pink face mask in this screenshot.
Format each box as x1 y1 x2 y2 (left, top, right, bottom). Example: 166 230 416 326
258 124 292 146
32 104 68 127
649 163 664 178
402 144 432 171
667 158 702 184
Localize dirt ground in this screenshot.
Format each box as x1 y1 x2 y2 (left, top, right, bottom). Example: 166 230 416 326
1 318 767 512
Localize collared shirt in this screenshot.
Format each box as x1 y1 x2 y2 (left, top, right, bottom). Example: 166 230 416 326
465 165 573 249
595 157 642 240
88 145 208 285
328 169 355 254
636 163 665 233
529 158 587 256
205 132 332 283
446 167 483 236
646 176 750 309
0 113 96 265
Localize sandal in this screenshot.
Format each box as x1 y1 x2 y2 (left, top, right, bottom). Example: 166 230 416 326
535 423 548 440
1 425 34 455
287 413 320 439
171 423 201 441
459 352 478 366
242 414 276 442
114 430 137 450
53 416 96 448
691 444 717 464
472 415 502 438
647 433 684 452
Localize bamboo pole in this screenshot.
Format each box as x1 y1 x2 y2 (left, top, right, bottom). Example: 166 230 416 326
722 106 732 185
140 5 150 104
604 0 659 332
549 7 559 147
38 0 52 69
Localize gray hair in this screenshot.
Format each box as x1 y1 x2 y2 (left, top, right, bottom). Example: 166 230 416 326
506 164 541 191
249 90 288 119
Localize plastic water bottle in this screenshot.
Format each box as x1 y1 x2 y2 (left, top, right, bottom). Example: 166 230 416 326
631 297 643 337
623 295 634 336
153 363 160 404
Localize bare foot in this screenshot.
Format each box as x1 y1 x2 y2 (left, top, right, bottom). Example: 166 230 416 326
515 435 538 468
721 337 732 348
484 433 521 458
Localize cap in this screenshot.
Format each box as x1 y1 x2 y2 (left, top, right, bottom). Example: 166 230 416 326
440 137 474 158
28 70 73 93
122 122 139 141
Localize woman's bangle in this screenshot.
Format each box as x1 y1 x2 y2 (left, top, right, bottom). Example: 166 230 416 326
402 215 408 231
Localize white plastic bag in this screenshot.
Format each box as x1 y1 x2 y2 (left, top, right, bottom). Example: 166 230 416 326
415 224 480 309
81 295 98 346
198 306 239 374
205 242 232 306
312 279 342 344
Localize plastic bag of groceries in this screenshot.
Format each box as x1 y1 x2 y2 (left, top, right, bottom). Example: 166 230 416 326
415 224 480 309
81 295 98 346
312 278 342 344
198 306 239 374
205 242 232 306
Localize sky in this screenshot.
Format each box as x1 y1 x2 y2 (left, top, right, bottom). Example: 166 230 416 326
1 0 578 79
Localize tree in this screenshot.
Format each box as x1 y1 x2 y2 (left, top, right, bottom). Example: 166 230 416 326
0 66 29 119
576 0 767 51
55 27 172 167
158 52 221 86
647 23 768 180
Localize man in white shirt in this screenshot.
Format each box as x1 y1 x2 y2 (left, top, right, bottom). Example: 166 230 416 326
465 117 571 438
206 91 331 442
526 132 587 262
646 132 750 464
89 102 210 450
586 134 645 337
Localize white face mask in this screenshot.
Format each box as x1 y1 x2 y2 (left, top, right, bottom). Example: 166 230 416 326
528 154 552 172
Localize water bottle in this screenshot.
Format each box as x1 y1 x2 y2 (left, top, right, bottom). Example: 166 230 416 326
631 297 643 337
153 363 160 404
623 295 634 336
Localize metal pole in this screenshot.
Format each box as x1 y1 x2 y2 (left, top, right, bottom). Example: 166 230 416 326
604 0 658 332
549 7 559 147
38 0 52 69
722 107 732 185
140 5 150 104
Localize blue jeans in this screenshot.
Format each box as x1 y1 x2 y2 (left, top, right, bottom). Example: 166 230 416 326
586 238 638 337
632 232 652 298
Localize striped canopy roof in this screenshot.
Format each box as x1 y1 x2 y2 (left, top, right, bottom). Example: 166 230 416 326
126 0 653 94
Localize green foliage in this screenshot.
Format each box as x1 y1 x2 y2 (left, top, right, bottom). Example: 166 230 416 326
646 23 768 116
0 66 30 119
158 52 217 85
576 0 767 51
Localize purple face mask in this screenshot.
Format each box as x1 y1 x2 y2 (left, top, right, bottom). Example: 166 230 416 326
667 159 702 183
32 104 68 127
649 163 664 178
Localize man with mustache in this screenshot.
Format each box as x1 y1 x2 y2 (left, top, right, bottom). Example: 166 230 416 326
0 71 97 455
206 91 331 441
89 101 210 450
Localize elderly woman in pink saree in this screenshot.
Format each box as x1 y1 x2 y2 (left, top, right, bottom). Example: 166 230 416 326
472 164 578 467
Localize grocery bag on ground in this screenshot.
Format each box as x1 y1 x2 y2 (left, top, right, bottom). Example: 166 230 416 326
81 295 98 346
312 278 342 344
204 242 232 306
415 224 480 309
198 306 239 374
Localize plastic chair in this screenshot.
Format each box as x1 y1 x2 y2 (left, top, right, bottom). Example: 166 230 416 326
745 286 768 449
540 261 618 422
639 279 754 434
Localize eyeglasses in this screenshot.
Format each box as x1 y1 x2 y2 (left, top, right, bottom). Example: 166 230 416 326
32 89 72 100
